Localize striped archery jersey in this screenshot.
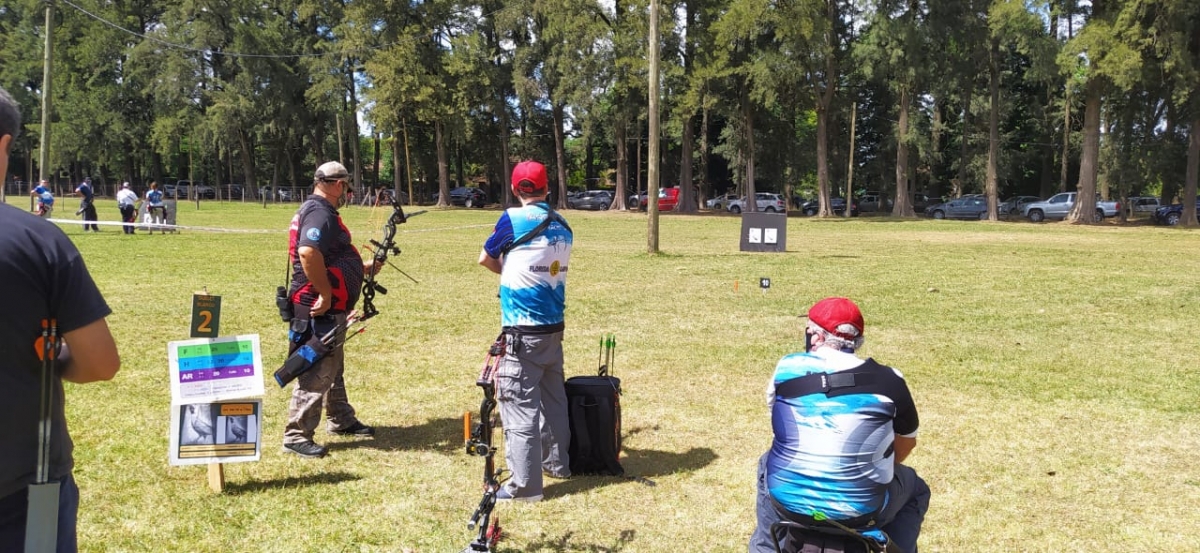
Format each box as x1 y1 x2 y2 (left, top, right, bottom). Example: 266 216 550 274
483 202 572 329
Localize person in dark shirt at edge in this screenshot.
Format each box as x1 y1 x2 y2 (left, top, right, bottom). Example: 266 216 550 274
0 86 122 552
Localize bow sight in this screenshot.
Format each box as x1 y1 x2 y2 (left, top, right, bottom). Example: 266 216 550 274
360 194 425 321
461 335 507 553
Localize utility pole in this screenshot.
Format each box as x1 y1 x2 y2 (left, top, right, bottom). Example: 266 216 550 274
39 0 55 184
647 0 661 254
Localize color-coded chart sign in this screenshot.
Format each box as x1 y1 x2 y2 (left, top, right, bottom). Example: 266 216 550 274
168 335 263 403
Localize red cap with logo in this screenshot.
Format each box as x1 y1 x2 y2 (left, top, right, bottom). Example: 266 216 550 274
511 160 548 197
807 297 864 339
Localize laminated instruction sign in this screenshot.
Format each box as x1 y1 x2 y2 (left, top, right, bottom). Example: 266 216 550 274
169 400 262 466
168 335 264 402
168 334 264 467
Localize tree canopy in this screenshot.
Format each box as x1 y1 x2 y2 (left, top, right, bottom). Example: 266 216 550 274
1 0 1195 224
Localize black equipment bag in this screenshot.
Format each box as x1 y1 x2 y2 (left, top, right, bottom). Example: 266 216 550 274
565 375 623 476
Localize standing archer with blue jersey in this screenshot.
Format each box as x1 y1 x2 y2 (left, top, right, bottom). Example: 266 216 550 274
478 160 573 502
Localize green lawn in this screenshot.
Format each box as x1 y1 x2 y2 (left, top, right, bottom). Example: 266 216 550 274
20 199 1200 552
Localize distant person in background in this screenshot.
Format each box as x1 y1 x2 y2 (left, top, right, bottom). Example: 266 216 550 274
0 85 122 553
115 182 138 234
31 179 54 217
144 181 165 233
74 178 99 232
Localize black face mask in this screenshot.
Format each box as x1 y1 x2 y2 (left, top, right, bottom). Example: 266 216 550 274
804 330 813 353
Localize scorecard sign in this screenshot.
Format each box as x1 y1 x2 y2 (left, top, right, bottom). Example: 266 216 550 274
168 335 265 402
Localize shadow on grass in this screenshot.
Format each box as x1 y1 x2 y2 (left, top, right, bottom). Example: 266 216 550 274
326 417 462 454
543 445 718 497
223 471 361 495
523 529 637 552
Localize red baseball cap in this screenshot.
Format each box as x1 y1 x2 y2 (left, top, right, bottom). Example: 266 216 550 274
807 297 864 339
511 161 548 196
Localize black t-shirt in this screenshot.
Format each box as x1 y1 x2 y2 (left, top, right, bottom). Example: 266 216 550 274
0 204 112 499
286 196 363 313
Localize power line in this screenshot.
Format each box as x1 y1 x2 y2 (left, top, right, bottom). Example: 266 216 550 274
59 0 399 59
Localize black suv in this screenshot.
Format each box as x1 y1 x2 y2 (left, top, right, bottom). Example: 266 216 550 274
436 187 488 208
801 197 859 217
1153 197 1200 226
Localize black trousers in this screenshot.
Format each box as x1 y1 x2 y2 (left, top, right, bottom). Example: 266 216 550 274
81 204 99 231
118 204 136 233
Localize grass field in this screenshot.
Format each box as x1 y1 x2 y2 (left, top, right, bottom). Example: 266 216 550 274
16 199 1200 552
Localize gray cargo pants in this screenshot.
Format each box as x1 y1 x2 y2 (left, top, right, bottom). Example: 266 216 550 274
496 331 572 500
283 312 361 444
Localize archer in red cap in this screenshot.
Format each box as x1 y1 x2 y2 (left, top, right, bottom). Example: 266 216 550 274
749 296 930 553
510 160 549 199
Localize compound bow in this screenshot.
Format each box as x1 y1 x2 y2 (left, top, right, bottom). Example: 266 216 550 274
359 194 424 321
462 335 507 552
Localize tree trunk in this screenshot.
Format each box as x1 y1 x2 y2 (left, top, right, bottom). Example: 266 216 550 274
435 120 450 206
400 130 410 201
350 102 362 192
985 37 1000 221
744 91 757 212
1059 13 1074 193
1069 76 1102 224
956 88 970 198
237 128 256 196
497 103 512 207
679 113 696 212
893 87 912 215
816 101 831 216
615 120 628 210
701 106 711 198
1183 116 1200 227
552 101 569 209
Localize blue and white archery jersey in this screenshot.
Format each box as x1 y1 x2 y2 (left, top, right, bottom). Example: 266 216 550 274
483 202 572 330
765 348 919 522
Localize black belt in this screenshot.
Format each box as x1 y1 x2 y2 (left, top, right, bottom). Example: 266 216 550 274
769 495 880 529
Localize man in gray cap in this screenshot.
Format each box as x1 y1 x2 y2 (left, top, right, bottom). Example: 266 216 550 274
280 161 379 458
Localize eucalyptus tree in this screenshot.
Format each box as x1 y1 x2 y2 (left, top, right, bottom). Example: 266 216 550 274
0 0 62 186
509 0 612 209
977 0 1057 220
1058 0 1143 224
711 0 788 211
855 0 933 216
1149 0 1200 227
606 0 649 210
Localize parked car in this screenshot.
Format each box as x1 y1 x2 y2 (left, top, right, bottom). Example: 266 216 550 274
221 184 245 200
657 187 682 211
801 197 859 216
999 195 1041 216
435 186 488 207
258 186 294 201
926 195 989 220
1152 197 1200 226
858 192 888 213
569 190 613 210
163 182 187 199
1022 192 1120 222
172 180 215 199
727 192 787 214
628 192 649 209
706 193 740 211
1126 196 1161 215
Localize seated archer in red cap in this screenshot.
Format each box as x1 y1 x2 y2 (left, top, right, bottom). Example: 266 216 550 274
749 297 930 553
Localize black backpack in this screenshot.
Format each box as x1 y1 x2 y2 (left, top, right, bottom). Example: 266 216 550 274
565 374 623 476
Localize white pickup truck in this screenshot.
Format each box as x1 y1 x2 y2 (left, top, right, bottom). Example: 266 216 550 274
1022 192 1121 223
